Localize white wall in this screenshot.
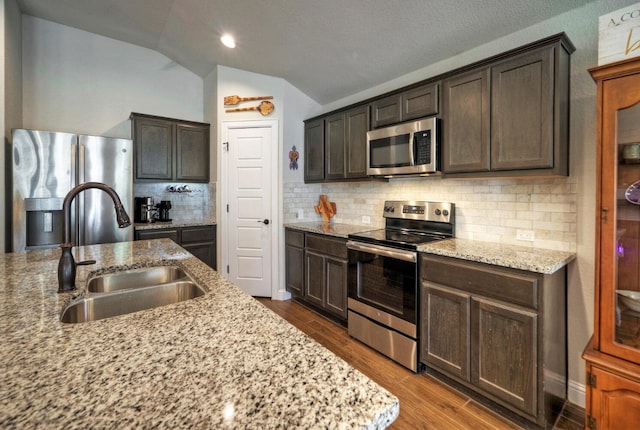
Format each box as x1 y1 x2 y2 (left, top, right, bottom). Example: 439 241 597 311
21 15 204 138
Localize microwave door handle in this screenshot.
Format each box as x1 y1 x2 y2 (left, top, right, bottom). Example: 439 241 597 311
408 131 416 166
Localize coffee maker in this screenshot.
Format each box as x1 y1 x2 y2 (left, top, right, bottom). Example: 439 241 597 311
134 197 156 223
156 200 172 222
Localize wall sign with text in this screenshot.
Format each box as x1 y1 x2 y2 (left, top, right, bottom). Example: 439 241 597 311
599 3 640 65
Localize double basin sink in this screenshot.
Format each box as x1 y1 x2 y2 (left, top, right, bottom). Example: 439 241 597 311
60 265 205 323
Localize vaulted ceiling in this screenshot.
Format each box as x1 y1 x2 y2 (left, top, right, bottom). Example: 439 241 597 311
16 0 599 105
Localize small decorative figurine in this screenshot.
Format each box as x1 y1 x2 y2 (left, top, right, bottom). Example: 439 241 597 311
289 145 299 170
314 194 336 222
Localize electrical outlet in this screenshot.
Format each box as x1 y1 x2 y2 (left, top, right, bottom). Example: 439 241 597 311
362 215 371 225
516 229 535 241
297 209 304 219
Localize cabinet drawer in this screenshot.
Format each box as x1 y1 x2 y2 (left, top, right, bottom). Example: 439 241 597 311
305 234 347 259
285 229 305 248
135 228 179 242
421 255 539 309
181 226 215 243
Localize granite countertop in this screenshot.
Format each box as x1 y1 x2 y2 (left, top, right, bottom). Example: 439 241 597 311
284 222 575 274
134 216 217 230
419 238 576 274
284 221 376 238
0 240 398 429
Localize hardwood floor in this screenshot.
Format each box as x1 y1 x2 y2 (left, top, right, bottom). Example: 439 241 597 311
256 298 585 430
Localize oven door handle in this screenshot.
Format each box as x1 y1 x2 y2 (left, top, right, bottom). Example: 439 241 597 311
346 241 417 262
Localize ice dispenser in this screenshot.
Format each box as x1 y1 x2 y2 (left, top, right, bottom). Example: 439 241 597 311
24 198 64 249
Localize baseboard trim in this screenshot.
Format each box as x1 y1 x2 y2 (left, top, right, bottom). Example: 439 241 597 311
568 379 586 408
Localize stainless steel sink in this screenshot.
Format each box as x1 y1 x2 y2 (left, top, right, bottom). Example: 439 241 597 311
60 280 205 323
87 266 189 293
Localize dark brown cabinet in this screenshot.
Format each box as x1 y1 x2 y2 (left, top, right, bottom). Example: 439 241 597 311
442 68 490 173
284 229 347 322
135 224 216 269
420 254 566 427
304 105 370 183
304 233 348 319
371 82 439 129
441 35 573 177
131 113 210 183
285 229 304 296
583 58 640 430
304 118 324 182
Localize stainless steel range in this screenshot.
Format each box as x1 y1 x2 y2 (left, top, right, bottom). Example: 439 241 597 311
347 200 455 372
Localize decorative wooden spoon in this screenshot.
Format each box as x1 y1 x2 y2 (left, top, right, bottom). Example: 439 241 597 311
224 95 273 106
225 100 274 116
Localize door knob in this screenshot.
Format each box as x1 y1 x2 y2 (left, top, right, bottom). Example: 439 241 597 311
259 219 270 225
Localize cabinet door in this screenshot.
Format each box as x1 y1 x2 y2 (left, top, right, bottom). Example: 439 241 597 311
325 257 347 318
285 230 305 296
134 117 173 180
421 284 470 381
442 68 490 173
595 65 640 364
304 250 325 308
176 123 210 182
304 119 325 182
491 46 554 170
345 105 370 179
371 94 402 128
183 242 215 268
285 244 304 296
589 366 640 430
325 112 346 180
402 82 439 121
472 297 537 416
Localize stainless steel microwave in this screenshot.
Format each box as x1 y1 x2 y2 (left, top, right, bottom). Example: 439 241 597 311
366 117 439 177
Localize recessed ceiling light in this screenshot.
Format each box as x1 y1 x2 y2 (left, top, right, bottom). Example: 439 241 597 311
221 34 236 48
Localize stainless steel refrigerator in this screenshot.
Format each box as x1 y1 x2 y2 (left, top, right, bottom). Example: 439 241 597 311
11 129 133 252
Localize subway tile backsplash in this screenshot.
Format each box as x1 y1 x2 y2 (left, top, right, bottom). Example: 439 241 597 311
133 183 215 221
284 176 577 252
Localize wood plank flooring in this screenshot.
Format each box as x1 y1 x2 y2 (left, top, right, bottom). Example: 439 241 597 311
256 298 584 430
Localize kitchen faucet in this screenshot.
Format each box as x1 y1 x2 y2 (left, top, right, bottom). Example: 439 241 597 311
57 182 131 292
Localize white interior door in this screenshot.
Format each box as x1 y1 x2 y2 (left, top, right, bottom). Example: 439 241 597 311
222 121 276 297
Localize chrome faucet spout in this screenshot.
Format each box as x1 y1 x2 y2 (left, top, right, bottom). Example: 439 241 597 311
58 182 131 292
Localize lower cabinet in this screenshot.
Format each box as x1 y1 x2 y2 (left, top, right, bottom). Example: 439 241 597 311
420 254 566 428
285 228 347 322
135 224 216 270
583 358 640 430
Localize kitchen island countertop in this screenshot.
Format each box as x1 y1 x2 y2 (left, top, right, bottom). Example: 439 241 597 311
0 239 398 429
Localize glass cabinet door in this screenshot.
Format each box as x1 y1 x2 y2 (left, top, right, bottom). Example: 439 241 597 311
602 72 640 361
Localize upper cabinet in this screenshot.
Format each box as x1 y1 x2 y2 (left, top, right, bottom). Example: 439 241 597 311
131 112 210 183
303 33 574 182
304 105 370 183
371 82 439 129
442 35 573 177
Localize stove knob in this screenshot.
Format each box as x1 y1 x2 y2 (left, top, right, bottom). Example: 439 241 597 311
435 208 442 216
442 209 449 216
389 206 395 213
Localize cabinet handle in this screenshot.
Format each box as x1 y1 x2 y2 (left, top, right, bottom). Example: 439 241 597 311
602 207 609 222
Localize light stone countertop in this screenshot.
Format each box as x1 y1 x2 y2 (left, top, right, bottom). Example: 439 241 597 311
0 239 398 429
418 238 576 274
284 222 575 274
284 221 377 238
134 216 216 230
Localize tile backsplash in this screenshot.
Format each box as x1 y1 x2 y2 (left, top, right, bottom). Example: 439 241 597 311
133 182 215 221
284 176 577 252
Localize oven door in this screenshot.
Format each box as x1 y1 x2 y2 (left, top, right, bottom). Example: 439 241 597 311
347 241 417 326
